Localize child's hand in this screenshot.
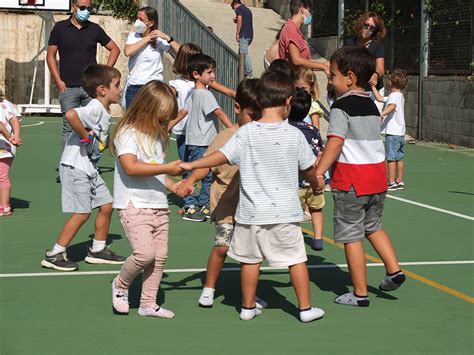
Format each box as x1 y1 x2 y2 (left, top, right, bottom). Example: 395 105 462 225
166 160 184 176
314 175 325 193
179 162 194 171
9 135 23 146
174 179 195 197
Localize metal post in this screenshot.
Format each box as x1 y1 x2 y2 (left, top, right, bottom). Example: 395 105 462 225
365 0 369 12
44 12 53 108
238 52 245 82
418 0 430 140
337 0 344 48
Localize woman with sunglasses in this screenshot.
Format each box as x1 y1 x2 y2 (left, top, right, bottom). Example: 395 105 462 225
123 7 181 108
344 11 387 107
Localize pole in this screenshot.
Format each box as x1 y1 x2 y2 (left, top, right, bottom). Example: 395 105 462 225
238 52 245 82
337 0 344 48
418 1 430 140
44 12 53 109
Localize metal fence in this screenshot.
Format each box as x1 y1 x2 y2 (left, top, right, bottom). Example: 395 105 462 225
147 0 239 119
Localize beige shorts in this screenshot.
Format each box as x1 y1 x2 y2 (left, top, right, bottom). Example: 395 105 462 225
299 187 325 210
228 223 307 267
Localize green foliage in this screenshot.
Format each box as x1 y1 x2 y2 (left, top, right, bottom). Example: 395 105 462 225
94 0 140 23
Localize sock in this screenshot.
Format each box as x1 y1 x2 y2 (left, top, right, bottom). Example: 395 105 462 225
50 243 66 255
299 307 325 323
91 239 106 253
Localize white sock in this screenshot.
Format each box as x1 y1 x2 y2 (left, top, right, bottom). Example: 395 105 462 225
91 239 106 253
299 307 325 323
240 307 262 321
198 287 215 307
50 243 66 255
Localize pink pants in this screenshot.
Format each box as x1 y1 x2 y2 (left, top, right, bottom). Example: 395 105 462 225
115 204 169 308
0 158 13 189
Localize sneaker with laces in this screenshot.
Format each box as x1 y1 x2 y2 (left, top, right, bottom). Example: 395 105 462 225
388 182 397 191
41 250 79 272
379 271 406 291
85 247 126 265
200 205 211 219
396 181 405 190
138 305 175 319
112 277 129 315
182 205 206 222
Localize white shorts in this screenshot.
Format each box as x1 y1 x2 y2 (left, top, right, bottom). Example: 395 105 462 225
228 222 307 267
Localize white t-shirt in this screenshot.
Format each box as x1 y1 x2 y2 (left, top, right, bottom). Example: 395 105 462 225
168 76 195 136
219 121 316 225
0 100 20 159
126 32 170 85
113 127 168 209
60 99 110 176
382 91 405 135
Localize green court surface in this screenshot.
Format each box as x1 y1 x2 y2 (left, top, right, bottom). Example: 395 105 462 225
0 117 473 355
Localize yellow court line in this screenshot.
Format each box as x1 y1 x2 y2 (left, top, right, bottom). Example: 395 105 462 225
301 227 474 304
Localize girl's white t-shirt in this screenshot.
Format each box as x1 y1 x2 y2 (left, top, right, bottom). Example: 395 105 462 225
168 77 195 136
126 32 170 85
0 100 20 159
113 128 168 209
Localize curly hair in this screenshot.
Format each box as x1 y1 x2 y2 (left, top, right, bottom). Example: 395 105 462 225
389 69 408 90
354 11 387 42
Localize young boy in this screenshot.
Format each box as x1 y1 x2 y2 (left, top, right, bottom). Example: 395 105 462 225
371 69 408 191
176 79 266 308
180 71 325 323
181 54 234 222
41 64 126 272
314 46 406 307
288 88 325 251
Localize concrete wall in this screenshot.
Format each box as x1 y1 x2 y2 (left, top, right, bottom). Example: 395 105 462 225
310 36 338 60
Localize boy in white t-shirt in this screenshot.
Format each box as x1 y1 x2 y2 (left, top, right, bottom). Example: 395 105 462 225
180 71 325 323
41 64 126 272
371 69 408 191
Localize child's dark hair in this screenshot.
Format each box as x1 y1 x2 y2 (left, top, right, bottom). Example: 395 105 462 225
330 46 375 88
389 68 408 90
187 54 216 79
235 79 261 120
257 70 295 109
81 64 121 98
288 88 311 122
267 59 295 81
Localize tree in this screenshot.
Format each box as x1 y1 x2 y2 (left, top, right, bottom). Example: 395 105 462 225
94 0 140 23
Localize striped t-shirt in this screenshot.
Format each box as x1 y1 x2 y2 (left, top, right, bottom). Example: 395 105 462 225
219 121 316 225
327 90 387 196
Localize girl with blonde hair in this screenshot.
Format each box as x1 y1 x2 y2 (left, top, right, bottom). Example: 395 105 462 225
294 66 325 129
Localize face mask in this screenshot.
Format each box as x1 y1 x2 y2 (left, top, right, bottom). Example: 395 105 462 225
304 15 312 26
134 19 148 34
75 9 90 22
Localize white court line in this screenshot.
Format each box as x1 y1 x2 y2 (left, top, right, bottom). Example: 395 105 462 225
21 121 44 128
386 195 474 221
1 260 473 278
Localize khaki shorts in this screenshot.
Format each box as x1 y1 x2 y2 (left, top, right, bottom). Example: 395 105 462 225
299 187 325 210
228 223 307 267
214 223 234 247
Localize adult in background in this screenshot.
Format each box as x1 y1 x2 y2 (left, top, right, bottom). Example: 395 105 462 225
47 0 120 149
344 11 387 109
231 0 254 78
124 6 180 108
279 0 329 76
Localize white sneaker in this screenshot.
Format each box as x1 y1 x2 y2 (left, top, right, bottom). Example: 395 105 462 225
138 305 175 319
111 277 129 315
198 287 215 308
299 307 325 322
240 307 262 321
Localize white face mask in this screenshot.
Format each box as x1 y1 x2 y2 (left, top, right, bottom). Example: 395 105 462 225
134 19 148 34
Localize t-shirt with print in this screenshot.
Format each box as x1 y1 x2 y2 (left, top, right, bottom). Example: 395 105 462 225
278 19 310 61
235 4 253 40
382 91 405 136
185 88 220 146
60 99 111 177
0 100 20 159
113 128 168 209
219 121 316 225
126 32 170 85
168 76 195 136
204 126 239 225
327 90 387 196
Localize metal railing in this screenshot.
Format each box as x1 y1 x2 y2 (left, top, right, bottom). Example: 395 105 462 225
147 0 239 119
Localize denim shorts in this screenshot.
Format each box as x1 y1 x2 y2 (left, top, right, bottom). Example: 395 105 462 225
385 135 405 161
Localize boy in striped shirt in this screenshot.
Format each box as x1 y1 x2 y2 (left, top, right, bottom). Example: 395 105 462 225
314 46 406 307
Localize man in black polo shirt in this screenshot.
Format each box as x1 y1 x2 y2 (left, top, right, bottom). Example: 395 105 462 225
46 0 120 149
231 0 254 78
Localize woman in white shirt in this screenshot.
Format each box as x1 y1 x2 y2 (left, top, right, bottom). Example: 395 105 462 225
124 7 181 108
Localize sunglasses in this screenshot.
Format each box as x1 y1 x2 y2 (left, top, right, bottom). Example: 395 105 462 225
363 23 377 32
75 5 93 11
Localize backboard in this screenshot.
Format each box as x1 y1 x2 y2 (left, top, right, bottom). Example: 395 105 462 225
0 0 70 11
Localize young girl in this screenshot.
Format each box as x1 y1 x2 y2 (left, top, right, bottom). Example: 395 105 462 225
110 80 183 318
0 93 22 217
294 67 325 129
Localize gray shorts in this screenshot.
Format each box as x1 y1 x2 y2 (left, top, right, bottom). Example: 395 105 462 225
332 188 386 244
214 223 234 247
60 164 112 213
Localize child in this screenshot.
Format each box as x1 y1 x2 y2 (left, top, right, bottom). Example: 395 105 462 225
0 91 22 217
181 54 234 222
41 64 126 272
314 46 406 307
371 69 408 191
175 79 266 308
288 88 325 251
110 80 183 318
180 71 325 323
267 58 295 81
294 66 325 129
